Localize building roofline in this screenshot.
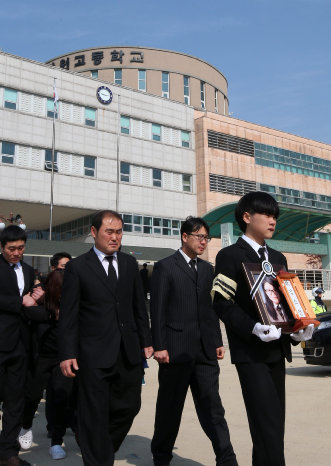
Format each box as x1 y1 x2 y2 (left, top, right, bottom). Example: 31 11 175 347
45 45 228 86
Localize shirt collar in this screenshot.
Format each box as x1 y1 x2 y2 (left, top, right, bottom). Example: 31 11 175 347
241 234 267 255
93 246 117 261
178 248 196 264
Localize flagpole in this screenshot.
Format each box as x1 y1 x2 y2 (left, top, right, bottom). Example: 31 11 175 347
116 94 121 212
49 78 58 241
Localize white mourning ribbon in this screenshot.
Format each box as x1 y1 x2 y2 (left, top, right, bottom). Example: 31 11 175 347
250 261 277 300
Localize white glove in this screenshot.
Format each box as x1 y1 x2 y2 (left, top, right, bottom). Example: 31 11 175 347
252 323 281 342
290 323 315 342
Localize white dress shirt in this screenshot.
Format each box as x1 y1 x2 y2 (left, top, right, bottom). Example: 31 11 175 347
93 246 118 278
242 235 269 262
178 248 197 270
11 262 25 296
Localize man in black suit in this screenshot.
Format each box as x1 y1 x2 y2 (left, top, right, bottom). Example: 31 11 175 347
212 192 314 466
0 225 43 466
151 217 237 466
59 210 153 466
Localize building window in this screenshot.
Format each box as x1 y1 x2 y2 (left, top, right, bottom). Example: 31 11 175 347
143 216 152 234
120 161 130 182
152 123 161 141
44 149 58 172
153 217 162 235
133 215 142 232
181 131 190 148
84 156 95 177
163 218 171 236
184 76 190 105
120 116 130 134
182 174 192 192
91 70 98 79
4 88 17 110
200 81 205 109
162 72 169 98
172 219 180 236
153 168 162 187
85 107 96 127
122 214 133 232
47 98 58 119
1 142 15 164
138 70 146 92
114 69 122 85
214 89 218 113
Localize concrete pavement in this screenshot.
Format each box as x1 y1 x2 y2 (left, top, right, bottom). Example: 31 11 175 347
4 341 331 465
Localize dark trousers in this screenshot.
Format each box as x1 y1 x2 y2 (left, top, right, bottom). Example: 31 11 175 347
0 341 27 460
151 346 237 466
77 346 143 466
22 356 73 446
235 359 286 466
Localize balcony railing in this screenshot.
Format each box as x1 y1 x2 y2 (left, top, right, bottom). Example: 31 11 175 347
289 269 331 291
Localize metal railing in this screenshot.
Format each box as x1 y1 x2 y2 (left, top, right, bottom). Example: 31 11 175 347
289 269 331 291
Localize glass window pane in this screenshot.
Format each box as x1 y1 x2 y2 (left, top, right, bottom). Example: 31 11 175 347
120 161 130 174
84 156 95 169
91 70 98 78
123 214 132 223
153 218 161 227
120 116 130 134
143 216 152 226
2 142 15 155
144 226 152 234
4 88 17 102
133 215 142 225
85 107 96 121
123 224 132 232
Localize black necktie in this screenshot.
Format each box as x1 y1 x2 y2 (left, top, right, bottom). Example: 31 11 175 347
258 247 266 262
105 255 118 285
277 304 285 319
189 259 197 280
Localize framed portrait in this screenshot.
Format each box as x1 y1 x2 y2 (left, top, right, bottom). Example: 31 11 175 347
276 271 320 332
242 262 295 333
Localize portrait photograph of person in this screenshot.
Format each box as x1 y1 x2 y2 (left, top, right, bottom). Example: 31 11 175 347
260 276 290 323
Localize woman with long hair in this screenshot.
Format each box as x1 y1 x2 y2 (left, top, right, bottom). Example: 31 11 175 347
19 270 74 460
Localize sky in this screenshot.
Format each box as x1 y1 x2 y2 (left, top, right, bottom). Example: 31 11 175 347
1 0 331 144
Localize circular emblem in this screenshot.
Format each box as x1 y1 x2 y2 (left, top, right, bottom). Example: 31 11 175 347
96 86 113 105
262 260 274 276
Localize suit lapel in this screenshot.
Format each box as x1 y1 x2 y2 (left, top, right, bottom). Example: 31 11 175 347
85 248 117 298
237 237 261 263
22 262 31 295
174 250 196 283
117 251 127 291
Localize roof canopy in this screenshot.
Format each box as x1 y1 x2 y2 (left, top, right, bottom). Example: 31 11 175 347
203 203 331 241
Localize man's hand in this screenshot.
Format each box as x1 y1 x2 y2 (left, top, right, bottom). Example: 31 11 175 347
22 294 37 307
252 323 281 342
154 350 169 364
291 324 315 342
216 346 225 360
60 359 79 378
143 346 154 359
30 286 45 303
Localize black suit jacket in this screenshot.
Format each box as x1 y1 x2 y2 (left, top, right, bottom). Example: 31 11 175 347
213 238 292 364
0 254 34 352
151 250 223 363
58 248 152 368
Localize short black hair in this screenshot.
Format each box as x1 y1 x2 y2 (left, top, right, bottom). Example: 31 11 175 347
50 252 72 268
235 191 280 233
180 216 209 242
0 225 27 248
91 210 123 232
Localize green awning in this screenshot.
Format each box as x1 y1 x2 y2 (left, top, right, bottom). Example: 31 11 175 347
203 203 331 241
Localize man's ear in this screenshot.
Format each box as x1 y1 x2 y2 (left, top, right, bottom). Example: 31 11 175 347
91 226 97 239
242 212 251 226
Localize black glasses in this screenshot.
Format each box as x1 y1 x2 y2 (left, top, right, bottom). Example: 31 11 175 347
187 233 211 242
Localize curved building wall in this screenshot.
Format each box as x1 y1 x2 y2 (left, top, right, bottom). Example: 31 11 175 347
46 46 228 114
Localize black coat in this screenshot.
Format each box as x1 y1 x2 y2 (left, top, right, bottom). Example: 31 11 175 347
213 238 292 364
151 250 223 363
58 248 152 368
0 254 34 352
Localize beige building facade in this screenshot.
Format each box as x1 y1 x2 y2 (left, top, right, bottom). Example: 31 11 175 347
194 111 331 268
46 46 229 114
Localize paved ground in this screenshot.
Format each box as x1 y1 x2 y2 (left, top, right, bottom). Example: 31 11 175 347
3 337 331 466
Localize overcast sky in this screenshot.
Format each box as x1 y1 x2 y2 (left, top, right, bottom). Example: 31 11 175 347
2 0 331 144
